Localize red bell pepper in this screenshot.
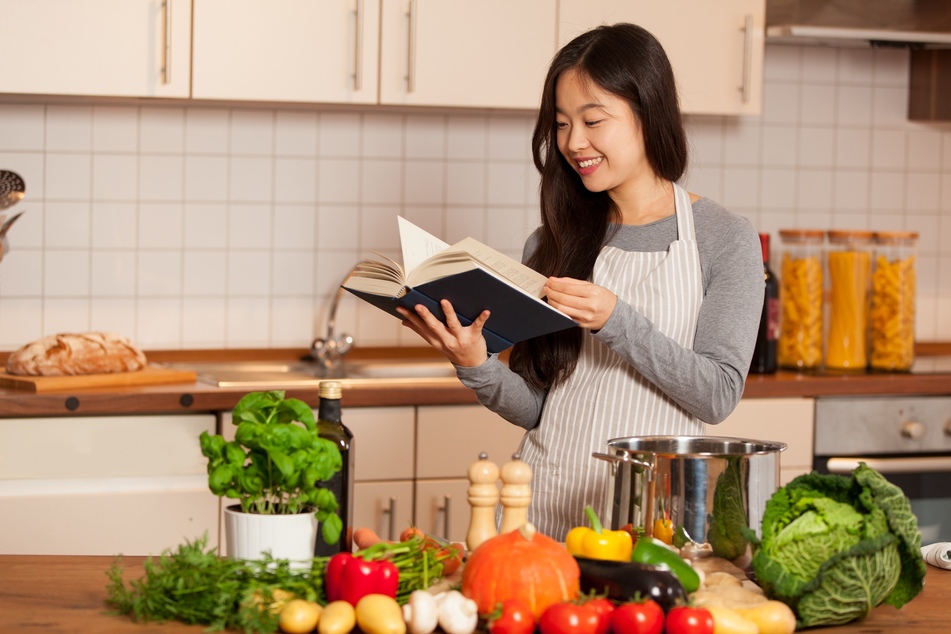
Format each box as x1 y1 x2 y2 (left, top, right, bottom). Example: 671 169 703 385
325 551 399 606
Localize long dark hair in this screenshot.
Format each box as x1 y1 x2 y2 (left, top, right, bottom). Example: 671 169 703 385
508 23 688 390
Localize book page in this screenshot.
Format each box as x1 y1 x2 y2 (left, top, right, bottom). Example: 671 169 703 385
444 237 547 298
398 216 450 275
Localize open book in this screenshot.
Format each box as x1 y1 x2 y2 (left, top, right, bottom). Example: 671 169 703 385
342 217 577 353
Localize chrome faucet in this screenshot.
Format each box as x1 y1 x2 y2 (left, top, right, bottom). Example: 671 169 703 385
310 271 355 368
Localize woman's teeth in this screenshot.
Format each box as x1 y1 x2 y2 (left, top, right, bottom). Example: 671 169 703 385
578 157 603 168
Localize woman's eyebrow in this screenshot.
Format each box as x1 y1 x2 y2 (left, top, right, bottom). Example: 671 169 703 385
555 102 604 115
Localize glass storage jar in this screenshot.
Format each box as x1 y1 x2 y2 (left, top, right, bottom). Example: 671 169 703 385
869 231 918 371
825 229 873 371
777 229 825 370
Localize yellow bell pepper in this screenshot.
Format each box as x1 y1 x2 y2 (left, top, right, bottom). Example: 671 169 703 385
565 506 633 562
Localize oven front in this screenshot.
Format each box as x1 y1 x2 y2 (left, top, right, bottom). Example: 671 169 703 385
814 395 951 544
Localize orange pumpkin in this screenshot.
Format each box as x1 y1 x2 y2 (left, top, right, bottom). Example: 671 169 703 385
461 523 580 619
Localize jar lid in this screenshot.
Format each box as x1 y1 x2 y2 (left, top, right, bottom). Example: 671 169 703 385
827 229 874 243
779 228 825 238
874 230 919 242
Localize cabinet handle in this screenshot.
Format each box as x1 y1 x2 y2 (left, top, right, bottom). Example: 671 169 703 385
436 494 451 539
161 0 172 85
406 0 418 93
382 496 397 540
739 13 753 104
353 0 364 91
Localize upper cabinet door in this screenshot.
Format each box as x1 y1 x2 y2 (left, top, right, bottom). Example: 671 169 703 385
379 0 556 110
558 0 765 116
192 0 380 104
0 0 191 98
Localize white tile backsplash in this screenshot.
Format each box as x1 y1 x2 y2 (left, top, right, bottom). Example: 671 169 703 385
0 43 949 350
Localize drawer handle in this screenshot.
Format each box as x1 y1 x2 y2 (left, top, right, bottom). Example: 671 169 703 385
161 0 172 85
353 0 364 91
739 13 753 104
437 494 451 539
406 0 418 93
382 496 397 540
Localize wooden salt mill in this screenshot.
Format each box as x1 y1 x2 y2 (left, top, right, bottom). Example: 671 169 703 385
499 452 532 534
466 452 500 552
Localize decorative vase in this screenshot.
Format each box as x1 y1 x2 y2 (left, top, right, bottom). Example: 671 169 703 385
223 505 318 564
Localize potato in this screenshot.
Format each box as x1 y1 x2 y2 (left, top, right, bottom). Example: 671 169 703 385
690 584 769 609
735 600 797 634
705 605 759 634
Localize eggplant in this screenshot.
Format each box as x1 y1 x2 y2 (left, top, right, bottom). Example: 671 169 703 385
573 556 686 612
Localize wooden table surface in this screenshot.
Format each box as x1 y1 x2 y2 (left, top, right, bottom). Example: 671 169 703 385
0 555 948 633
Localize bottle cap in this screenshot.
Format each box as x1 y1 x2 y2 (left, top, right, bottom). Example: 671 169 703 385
319 380 343 399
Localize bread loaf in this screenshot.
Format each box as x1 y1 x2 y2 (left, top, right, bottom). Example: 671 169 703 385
4 332 148 376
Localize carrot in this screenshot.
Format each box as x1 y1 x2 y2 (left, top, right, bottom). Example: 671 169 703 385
353 527 384 549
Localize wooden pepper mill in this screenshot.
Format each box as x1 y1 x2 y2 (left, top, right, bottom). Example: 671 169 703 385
466 452 500 552
499 452 532 534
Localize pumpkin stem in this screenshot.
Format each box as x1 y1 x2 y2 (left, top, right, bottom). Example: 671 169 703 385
517 522 537 541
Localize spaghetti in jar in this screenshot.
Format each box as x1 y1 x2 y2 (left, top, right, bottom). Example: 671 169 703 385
825 229 873 371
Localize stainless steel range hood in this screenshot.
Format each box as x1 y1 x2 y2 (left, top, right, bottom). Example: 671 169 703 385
766 0 951 48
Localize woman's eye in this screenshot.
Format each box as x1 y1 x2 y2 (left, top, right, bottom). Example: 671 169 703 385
555 121 568 130
585 119 603 127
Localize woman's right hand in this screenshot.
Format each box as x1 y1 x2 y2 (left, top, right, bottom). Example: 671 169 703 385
396 299 490 367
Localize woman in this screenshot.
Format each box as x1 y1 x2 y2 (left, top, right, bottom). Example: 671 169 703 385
397 23 764 540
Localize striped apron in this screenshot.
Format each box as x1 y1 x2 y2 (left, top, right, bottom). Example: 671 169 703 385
516 183 705 541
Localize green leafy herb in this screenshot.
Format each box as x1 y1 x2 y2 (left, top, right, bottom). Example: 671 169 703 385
199 390 344 545
105 533 454 632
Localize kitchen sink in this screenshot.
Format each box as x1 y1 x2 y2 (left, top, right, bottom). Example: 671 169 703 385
160 358 459 388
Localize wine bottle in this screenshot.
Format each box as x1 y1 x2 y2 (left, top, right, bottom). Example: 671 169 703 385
750 232 779 374
314 380 355 555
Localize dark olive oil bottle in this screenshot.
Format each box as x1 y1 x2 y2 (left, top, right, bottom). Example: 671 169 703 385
314 380 355 555
750 233 779 374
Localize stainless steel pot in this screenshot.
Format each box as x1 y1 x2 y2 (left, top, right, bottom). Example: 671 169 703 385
594 436 786 562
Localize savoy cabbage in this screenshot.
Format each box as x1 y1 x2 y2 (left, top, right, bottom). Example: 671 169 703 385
749 463 927 628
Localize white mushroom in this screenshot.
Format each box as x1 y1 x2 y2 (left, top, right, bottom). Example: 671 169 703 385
402 590 439 634
434 590 479 634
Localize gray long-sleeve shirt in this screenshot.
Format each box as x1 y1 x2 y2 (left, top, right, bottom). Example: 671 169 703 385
455 196 764 429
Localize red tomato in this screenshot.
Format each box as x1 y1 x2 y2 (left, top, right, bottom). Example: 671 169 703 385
488 599 537 634
664 606 714 634
609 600 664 634
584 597 615 634
538 602 602 634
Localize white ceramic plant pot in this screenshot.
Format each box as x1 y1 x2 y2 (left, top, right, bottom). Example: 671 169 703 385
223 505 318 563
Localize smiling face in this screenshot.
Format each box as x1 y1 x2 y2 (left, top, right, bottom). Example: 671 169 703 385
555 68 653 203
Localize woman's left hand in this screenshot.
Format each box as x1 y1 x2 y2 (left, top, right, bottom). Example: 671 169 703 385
544 277 617 330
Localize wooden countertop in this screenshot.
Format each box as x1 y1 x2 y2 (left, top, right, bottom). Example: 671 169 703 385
0 345 949 418
0 554 948 633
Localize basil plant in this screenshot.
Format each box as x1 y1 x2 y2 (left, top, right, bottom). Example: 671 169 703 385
199 390 343 546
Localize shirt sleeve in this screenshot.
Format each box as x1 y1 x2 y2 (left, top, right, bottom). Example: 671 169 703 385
454 355 547 430
593 214 763 424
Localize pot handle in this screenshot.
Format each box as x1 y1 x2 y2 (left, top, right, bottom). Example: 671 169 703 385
591 452 654 481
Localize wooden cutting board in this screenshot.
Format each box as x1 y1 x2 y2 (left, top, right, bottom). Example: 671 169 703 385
0 364 197 393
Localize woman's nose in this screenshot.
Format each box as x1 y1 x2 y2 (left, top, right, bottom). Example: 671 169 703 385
567 126 589 151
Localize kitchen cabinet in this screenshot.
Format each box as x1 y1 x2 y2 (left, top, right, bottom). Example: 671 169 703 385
0 0 191 98
377 0 556 109
415 405 526 542
193 0 554 109
558 0 765 115
715 397 815 485
192 0 380 104
0 414 218 555
346 406 415 541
